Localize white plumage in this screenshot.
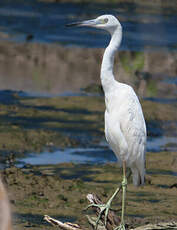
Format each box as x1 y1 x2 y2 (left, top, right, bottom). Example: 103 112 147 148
97 14 147 186
104 82 146 186
67 14 147 229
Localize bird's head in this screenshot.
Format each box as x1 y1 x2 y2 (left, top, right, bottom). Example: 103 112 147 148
66 15 121 34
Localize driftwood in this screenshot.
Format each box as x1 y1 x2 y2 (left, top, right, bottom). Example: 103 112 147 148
44 193 177 230
44 215 83 230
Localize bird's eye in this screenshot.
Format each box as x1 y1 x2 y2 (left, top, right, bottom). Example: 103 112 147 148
103 18 108 23
100 18 108 24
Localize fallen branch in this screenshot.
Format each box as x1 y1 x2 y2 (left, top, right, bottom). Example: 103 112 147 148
44 215 83 230
44 193 120 230
44 193 177 230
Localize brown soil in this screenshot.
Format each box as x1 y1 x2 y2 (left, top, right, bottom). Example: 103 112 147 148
1 150 177 229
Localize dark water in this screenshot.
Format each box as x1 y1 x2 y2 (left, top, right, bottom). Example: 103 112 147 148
0 0 177 50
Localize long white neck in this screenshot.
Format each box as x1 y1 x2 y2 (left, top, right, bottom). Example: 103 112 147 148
100 26 122 93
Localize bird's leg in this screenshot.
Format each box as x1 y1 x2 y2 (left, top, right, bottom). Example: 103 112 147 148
86 169 130 229
86 165 130 230
116 161 127 230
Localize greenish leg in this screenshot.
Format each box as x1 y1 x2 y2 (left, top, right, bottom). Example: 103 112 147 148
116 161 127 230
103 185 122 225
86 162 130 230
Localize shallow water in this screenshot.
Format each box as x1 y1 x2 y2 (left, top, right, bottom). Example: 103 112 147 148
0 0 177 50
16 136 177 167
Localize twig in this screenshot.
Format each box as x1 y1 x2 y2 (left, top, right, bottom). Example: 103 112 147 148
44 215 83 230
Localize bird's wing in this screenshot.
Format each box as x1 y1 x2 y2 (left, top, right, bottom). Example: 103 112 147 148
113 85 146 162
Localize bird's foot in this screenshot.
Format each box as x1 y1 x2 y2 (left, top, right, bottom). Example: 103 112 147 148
86 186 122 229
115 223 126 230
86 200 112 229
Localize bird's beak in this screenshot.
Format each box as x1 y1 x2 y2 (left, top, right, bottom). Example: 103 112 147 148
66 19 98 27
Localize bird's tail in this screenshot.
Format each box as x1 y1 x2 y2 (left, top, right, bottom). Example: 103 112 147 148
130 162 145 186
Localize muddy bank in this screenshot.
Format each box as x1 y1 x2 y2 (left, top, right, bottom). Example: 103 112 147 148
0 41 176 98
1 150 177 229
0 91 176 163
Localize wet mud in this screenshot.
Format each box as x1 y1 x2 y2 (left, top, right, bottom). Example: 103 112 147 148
1 150 177 229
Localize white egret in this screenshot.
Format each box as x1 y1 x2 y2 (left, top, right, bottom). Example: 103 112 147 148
67 15 146 230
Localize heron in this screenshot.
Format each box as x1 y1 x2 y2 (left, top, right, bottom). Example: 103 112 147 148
67 15 146 230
